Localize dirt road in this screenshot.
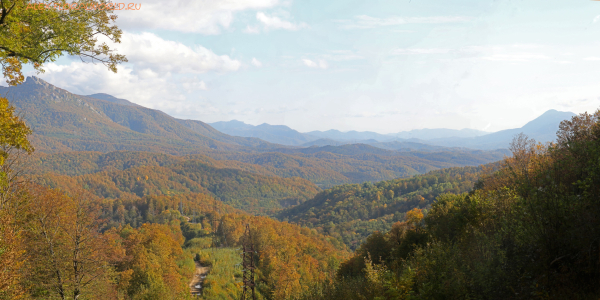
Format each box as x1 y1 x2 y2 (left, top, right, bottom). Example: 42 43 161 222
190 261 210 296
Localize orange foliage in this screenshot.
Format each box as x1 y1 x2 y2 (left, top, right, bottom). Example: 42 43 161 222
219 214 349 299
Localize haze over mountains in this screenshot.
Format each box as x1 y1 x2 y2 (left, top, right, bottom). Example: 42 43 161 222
209 120 490 147
211 110 576 150
0 76 575 187
4 76 576 156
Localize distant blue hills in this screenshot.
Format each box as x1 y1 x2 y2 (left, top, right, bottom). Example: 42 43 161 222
210 109 577 150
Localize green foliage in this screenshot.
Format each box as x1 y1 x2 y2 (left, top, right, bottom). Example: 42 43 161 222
278 164 495 249
0 0 126 86
310 109 600 300
184 248 243 300
0 97 32 156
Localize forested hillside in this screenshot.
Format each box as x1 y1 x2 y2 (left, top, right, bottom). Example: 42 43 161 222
1 181 349 300
277 164 499 249
2 77 511 188
0 76 277 154
6 1 598 299
32 156 319 215
204 148 506 187
298 110 600 300
6 91 598 299
28 147 501 249
0 95 349 300
30 146 507 188
95 190 350 299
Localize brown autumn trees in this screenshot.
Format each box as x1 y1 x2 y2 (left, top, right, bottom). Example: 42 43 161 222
23 186 115 299
0 96 33 299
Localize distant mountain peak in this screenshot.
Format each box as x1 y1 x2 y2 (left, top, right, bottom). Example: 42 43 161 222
521 109 576 131
543 109 559 113
209 120 315 145
24 76 54 88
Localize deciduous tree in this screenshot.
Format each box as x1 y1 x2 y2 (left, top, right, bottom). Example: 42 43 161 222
0 0 127 86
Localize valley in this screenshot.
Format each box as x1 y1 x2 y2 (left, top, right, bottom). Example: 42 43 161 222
2 2 599 299
1 77 597 300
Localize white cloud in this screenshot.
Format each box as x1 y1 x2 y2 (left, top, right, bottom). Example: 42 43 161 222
336 15 471 29
594 15 600 23
40 62 176 105
251 58 263 67
104 32 241 75
31 31 243 119
555 98 600 113
35 62 220 118
256 12 308 31
302 59 328 69
584 56 600 61
302 59 317 67
24 32 242 120
116 0 281 34
180 77 208 92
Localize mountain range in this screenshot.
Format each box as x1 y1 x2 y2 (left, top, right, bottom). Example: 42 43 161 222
0 76 572 187
209 121 490 146
210 110 576 150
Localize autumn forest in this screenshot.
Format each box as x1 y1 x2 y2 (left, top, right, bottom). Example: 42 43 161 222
2 1 600 300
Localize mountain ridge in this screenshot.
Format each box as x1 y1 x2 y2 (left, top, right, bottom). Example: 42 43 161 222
210 119 492 146
426 109 577 149
0 76 281 154
209 112 575 150
1 76 544 187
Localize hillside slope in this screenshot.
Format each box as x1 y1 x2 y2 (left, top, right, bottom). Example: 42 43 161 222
7 77 508 187
1 76 278 154
204 148 506 187
32 152 320 214
277 163 499 249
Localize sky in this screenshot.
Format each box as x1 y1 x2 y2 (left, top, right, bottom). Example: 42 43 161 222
18 0 600 134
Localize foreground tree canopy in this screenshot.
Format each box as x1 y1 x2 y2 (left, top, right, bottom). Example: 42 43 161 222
0 0 127 86
300 110 600 300
0 96 32 206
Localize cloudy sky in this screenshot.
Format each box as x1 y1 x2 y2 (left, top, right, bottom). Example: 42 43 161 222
20 0 600 133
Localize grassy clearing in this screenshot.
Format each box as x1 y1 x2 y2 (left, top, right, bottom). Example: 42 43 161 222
185 237 246 300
